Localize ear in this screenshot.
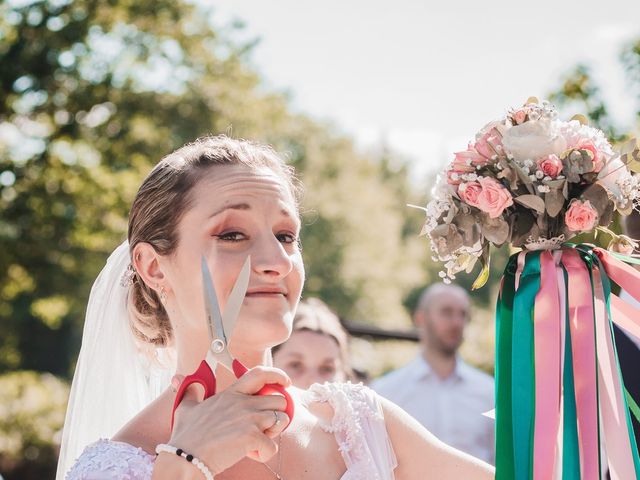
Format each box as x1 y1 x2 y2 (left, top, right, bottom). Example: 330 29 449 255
132 242 168 294
414 309 426 328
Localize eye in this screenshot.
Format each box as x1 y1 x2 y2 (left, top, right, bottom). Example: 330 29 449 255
320 364 336 375
276 231 298 244
286 361 304 373
214 231 247 242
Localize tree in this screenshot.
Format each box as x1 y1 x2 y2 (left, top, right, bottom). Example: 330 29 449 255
0 0 429 378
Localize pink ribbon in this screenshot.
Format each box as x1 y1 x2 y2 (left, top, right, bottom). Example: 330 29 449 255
532 251 562 480
593 265 636 480
515 251 526 291
561 249 599 480
595 248 640 304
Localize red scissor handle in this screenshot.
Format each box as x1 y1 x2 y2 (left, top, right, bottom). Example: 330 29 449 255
232 359 295 431
170 360 295 433
171 360 216 430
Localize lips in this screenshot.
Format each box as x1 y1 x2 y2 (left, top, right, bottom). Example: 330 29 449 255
245 287 287 297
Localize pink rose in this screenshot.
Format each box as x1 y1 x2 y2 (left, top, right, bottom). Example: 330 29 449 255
565 200 598 232
477 177 513 218
537 154 563 178
474 128 503 160
574 139 603 173
458 181 482 207
512 109 528 125
453 143 491 169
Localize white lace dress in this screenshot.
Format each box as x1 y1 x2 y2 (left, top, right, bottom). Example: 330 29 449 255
65 382 398 480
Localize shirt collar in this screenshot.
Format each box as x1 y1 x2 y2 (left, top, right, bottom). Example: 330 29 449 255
415 355 470 382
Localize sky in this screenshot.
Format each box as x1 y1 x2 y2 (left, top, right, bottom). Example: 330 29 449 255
210 0 640 183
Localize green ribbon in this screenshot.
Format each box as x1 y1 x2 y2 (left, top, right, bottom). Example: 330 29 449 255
511 251 540 480
495 254 517 479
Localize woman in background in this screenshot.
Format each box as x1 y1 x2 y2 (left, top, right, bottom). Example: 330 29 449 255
273 298 354 388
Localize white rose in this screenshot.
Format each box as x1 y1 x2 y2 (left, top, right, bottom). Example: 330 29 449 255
502 120 567 161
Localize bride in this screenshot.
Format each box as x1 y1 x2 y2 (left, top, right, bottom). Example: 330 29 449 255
57 135 494 479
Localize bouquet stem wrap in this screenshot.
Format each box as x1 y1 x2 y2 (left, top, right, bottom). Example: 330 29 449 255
495 244 640 480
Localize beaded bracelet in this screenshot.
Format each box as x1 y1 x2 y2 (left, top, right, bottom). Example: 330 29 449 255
155 443 214 480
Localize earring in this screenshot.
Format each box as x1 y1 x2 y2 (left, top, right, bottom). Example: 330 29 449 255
159 286 167 305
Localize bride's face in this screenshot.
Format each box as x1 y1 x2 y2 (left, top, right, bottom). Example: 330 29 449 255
162 164 304 352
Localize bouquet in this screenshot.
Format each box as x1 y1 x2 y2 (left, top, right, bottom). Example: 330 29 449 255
421 98 639 288
419 99 640 480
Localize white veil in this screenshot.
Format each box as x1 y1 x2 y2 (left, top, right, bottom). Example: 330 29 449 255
56 241 174 479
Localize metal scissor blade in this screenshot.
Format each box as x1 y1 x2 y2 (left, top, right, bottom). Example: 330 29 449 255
201 256 226 343
221 256 251 338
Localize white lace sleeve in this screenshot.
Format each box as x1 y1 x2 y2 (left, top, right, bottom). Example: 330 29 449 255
65 439 155 480
307 382 398 480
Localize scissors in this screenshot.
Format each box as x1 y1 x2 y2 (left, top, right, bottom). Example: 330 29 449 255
171 255 295 431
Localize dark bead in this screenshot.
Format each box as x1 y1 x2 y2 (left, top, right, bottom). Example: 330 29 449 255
186 454 194 462
176 449 183 456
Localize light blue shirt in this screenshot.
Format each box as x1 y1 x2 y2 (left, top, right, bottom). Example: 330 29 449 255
372 355 495 464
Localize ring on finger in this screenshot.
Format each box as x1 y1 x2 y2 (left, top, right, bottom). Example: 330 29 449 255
272 410 281 428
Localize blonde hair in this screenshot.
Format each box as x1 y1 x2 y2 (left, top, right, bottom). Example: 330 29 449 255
275 298 354 380
126 135 300 347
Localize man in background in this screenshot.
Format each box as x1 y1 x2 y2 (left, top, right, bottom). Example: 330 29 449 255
372 283 495 464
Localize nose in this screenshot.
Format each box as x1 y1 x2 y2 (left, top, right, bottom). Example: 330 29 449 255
252 233 293 278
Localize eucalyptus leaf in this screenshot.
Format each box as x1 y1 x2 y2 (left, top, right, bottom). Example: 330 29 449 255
472 261 490 290
546 179 565 189
619 137 637 156
481 216 510 245
582 183 610 216
511 215 540 247
598 200 615 227
472 246 491 290
453 213 482 247
627 158 640 174
571 114 589 126
618 201 634 216
545 189 565 217
514 194 546 214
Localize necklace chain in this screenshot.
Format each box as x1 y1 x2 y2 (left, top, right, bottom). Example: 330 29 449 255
261 434 284 479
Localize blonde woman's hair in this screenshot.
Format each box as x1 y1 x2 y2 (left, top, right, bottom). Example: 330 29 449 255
274 298 355 380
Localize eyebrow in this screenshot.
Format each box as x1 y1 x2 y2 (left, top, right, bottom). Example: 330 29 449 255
209 202 294 219
209 203 251 218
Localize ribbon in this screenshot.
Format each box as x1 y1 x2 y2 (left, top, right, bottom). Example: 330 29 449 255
494 245 640 480
495 254 517 480
512 251 539 480
561 249 599 480
533 251 562 480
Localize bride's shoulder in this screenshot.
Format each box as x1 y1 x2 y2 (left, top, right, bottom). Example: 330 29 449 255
66 438 155 479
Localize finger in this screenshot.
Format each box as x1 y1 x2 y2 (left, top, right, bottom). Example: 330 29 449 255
179 381 207 403
255 409 285 432
233 367 291 395
263 411 290 439
245 432 278 463
171 374 185 392
243 392 288 412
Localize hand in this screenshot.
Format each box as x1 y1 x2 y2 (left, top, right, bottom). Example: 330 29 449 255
168 366 292 475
